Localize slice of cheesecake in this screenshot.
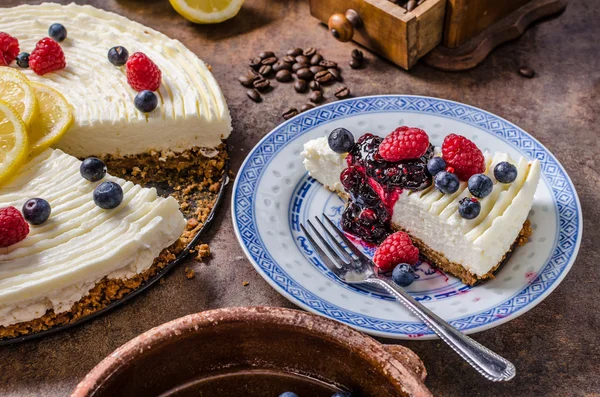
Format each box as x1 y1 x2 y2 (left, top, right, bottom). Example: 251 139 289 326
0 3 231 158
0 149 186 328
302 136 541 285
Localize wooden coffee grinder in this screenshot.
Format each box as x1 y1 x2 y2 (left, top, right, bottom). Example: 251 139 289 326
309 0 567 71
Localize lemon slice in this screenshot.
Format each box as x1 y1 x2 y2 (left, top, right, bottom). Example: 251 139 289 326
0 68 38 127
169 0 245 23
0 100 28 186
28 82 74 156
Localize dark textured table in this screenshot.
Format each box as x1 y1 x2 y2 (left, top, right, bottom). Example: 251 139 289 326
1 1 598 396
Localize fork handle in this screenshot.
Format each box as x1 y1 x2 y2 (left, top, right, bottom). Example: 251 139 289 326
368 277 516 382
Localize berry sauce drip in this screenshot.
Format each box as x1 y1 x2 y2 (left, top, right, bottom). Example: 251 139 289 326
340 134 433 244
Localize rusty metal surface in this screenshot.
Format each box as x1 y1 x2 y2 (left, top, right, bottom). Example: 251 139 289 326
0 0 598 396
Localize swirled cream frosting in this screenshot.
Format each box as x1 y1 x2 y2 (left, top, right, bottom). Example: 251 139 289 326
0 2 231 157
0 149 186 327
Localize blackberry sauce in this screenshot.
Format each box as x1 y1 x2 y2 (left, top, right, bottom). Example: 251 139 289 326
340 134 433 244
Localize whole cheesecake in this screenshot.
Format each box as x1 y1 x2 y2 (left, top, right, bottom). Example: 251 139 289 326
0 2 231 158
0 3 230 337
303 134 540 285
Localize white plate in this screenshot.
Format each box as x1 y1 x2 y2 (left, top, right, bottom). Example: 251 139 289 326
232 95 582 339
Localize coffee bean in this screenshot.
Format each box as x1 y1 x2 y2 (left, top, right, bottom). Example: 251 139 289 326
334 86 350 99
314 70 333 84
258 51 275 60
310 54 323 65
309 80 320 91
275 69 293 82
351 49 364 60
261 56 278 65
349 58 362 69
287 48 303 56
283 55 296 63
247 89 261 102
250 57 262 70
282 107 299 120
406 0 417 11
319 60 337 68
519 66 535 78
259 64 273 76
238 72 257 87
309 89 324 103
292 62 308 73
328 68 342 81
304 47 317 57
300 103 315 112
310 65 325 74
296 67 314 80
253 78 270 90
295 55 310 65
273 61 292 72
294 79 308 93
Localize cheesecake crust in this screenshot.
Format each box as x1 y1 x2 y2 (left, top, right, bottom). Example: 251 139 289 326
402 220 533 286
0 146 227 340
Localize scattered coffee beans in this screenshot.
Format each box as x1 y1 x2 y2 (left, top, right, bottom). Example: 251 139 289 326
287 48 303 56
259 65 272 76
300 103 315 112
282 107 299 120
334 86 350 99
310 65 325 74
349 58 362 69
250 57 262 70
296 68 314 80
310 54 323 65
275 70 293 82
295 55 310 65
253 78 270 90
406 0 417 11
283 55 296 63
519 66 535 78
247 89 261 102
319 60 337 68
258 51 275 59
261 56 278 65
238 72 257 87
294 79 308 93
329 68 342 81
351 49 363 60
273 61 291 72
309 80 320 91
304 47 317 57
292 62 307 73
315 70 333 84
309 90 324 103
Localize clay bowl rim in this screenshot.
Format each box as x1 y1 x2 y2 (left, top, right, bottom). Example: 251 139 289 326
71 306 429 397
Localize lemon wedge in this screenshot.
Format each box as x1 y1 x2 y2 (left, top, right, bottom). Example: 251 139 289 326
28 82 74 156
169 0 245 23
0 100 28 186
0 68 38 127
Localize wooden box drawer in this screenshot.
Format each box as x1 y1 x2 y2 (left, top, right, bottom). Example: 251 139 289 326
309 0 446 70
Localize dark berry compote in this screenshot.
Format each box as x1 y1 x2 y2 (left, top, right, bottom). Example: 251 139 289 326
340 134 433 244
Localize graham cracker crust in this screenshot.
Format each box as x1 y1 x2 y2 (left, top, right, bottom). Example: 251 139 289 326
402 220 533 286
0 146 227 340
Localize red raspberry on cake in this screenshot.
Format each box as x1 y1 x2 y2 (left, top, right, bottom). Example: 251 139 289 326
373 231 419 272
126 52 162 92
29 37 66 75
0 32 19 66
441 133 485 181
379 127 429 162
0 207 29 248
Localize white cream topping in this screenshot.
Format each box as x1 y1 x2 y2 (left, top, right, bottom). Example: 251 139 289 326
0 3 231 157
0 149 186 327
301 137 541 276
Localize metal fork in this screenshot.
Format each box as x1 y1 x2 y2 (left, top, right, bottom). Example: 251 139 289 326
301 214 516 382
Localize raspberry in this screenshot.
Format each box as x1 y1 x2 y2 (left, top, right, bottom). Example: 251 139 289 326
379 127 429 162
29 37 66 75
441 134 485 181
0 32 19 66
126 52 161 92
373 231 419 272
0 207 29 248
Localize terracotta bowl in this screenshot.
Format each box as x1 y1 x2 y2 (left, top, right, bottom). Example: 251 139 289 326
71 307 431 397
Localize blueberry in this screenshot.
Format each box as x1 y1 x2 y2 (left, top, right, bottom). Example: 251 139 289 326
93 181 123 209
458 197 481 219
107 46 129 66
494 161 518 183
22 198 51 225
80 157 107 182
426 156 446 176
48 23 67 42
134 90 158 113
468 174 493 198
278 393 299 397
434 171 460 194
328 127 355 153
392 263 415 287
16 52 30 68
332 392 352 397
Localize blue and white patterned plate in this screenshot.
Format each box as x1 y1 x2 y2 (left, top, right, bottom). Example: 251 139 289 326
232 95 582 339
